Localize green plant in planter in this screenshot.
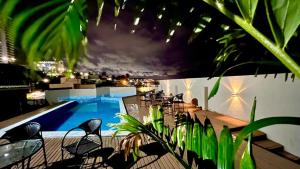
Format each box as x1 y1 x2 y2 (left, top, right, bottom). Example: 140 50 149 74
201 0 300 78
110 99 300 169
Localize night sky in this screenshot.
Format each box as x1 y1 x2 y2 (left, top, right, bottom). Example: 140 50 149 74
74 2 219 79
74 1 292 79
76 20 180 78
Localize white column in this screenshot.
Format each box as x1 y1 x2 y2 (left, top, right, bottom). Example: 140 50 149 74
204 86 208 110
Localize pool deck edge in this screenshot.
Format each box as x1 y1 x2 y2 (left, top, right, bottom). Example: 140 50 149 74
0 101 76 136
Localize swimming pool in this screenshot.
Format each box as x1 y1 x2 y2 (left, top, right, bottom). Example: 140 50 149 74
31 96 121 131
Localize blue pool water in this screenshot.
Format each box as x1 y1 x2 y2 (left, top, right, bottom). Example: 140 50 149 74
32 96 122 131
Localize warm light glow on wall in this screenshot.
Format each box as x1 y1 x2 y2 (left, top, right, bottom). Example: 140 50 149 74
223 77 247 97
166 80 170 95
222 77 249 116
184 79 193 102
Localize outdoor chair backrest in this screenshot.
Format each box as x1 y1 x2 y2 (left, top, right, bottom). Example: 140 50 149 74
175 93 183 101
155 90 164 99
78 119 102 135
2 122 42 142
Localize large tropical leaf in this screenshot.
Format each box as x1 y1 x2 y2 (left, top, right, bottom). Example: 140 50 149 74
240 97 256 169
202 118 218 166
208 77 221 100
192 117 203 159
265 0 300 48
114 0 120 17
235 0 258 23
6 0 87 70
217 126 233 169
240 147 255 169
201 0 300 78
188 15 212 43
234 116 300 153
96 0 104 26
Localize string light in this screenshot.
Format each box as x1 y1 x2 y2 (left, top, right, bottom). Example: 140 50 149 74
169 29 175 36
114 23 117 30
133 17 140 26
189 7 194 13
157 14 163 19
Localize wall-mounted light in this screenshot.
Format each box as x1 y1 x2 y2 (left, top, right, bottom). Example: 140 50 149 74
231 92 239 97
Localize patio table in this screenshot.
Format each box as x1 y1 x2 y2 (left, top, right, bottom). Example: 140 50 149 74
0 139 42 169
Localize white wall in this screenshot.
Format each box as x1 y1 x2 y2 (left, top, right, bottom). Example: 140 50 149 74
160 74 300 157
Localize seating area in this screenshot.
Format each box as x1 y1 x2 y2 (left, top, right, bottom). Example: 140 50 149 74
139 90 187 115
0 117 185 169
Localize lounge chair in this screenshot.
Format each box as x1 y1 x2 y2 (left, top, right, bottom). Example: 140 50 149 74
61 119 103 161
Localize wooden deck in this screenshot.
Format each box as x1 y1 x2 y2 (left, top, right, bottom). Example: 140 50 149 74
7 136 183 169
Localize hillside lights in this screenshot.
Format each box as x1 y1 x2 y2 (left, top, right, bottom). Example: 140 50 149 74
42 78 50 83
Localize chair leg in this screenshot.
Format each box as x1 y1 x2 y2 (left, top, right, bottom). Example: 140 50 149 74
22 160 25 169
61 149 64 161
42 143 48 167
27 156 31 169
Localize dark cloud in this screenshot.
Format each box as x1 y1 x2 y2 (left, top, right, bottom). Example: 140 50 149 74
75 19 181 77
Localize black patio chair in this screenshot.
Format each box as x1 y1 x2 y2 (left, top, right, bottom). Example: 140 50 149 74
61 119 103 161
0 122 47 168
174 93 184 111
161 96 175 115
140 91 153 107
154 90 164 103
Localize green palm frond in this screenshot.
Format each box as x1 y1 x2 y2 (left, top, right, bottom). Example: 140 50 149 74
5 0 87 70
